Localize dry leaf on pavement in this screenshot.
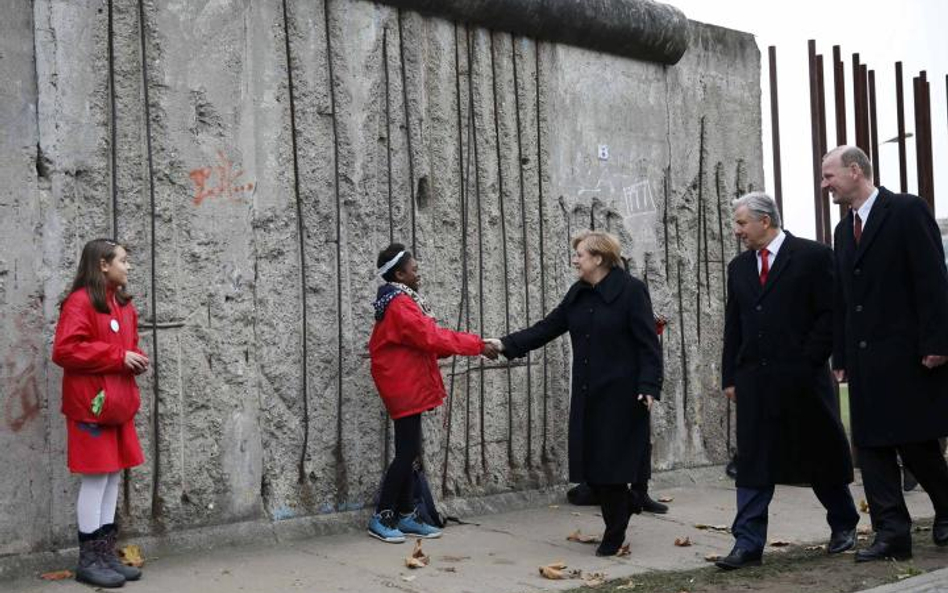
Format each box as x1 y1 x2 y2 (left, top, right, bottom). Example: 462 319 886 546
805 545 825 551
769 540 791 547
693 523 730 533
567 529 601 544
39 570 73 581
857 525 872 535
539 562 568 579
674 537 692 547
119 544 145 568
703 554 721 562
859 499 869 513
616 543 631 557
658 497 674 503
405 540 429 569
584 571 607 586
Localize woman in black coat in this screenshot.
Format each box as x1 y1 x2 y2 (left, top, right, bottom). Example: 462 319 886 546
491 231 663 555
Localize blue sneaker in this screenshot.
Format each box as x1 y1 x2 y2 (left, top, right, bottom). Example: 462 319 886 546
397 510 442 538
368 510 406 543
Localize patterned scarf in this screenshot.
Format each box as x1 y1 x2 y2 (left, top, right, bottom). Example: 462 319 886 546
373 282 434 321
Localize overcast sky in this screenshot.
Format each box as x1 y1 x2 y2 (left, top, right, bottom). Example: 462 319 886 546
669 0 948 237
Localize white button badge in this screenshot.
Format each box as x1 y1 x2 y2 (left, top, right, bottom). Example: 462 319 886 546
110 319 120 333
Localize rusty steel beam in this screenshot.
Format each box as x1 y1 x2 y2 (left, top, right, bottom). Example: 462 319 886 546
817 53 831 241
853 53 866 152
808 41 826 243
896 62 908 193
869 70 880 186
914 72 935 212
833 46 847 218
768 46 783 216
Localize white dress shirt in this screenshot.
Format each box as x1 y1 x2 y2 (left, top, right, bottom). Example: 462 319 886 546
757 230 786 274
855 188 879 230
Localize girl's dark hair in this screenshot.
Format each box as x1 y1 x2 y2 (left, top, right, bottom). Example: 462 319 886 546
63 238 133 313
377 243 412 282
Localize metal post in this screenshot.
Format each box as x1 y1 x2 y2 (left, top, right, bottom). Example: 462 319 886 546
896 62 908 193
869 70 880 186
768 46 783 216
817 54 831 242
809 40 825 243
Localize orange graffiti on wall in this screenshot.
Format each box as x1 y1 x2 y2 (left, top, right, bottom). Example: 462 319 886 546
3 359 40 432
189 151 255 206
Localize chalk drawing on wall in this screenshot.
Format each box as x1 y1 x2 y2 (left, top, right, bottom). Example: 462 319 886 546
190 151 256 206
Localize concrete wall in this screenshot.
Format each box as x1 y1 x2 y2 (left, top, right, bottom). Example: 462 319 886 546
0 0 762 555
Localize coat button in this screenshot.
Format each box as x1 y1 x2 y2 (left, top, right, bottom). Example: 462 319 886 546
755 305 763 311
583 358 589 364
588 308 594 313
855 305 863 312
585 333 590 339
854 268 861 276
859 341 867 349
761 360 768 366
758 331 764 338
582 385 588 391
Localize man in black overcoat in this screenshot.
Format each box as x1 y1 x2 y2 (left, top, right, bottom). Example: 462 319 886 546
717 192 859 570
823 145 948 562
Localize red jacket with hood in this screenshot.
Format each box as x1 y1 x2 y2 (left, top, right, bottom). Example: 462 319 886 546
369 291 483 420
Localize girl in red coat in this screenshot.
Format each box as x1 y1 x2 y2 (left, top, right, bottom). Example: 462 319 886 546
367 243 498 542
52 239 148 588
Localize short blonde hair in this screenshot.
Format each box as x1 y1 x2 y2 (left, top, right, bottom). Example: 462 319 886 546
571 230 622 269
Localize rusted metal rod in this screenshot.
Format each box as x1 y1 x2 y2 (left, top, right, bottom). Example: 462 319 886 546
869 69 880 186
768 46 783 215
833 46 847 219
808 40 825 243
896 62 908 193
817 53 831 242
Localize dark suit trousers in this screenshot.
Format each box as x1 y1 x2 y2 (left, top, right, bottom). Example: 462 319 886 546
591 484 630 549
732 484 858 553
860 440 948 542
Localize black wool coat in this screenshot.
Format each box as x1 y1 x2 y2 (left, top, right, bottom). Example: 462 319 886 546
722 232 854 488
501 267 663 485
833 188 948 447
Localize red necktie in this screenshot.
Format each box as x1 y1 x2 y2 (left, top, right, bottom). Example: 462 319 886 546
854 212 863 245
759 248 770 286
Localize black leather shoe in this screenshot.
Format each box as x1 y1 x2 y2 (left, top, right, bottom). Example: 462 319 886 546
933 519 948 547
854 538 912 563
902 468 918 492
595 542 623 557
715 547 762 570
641 494 669 514
827 528 856 554
725 457 738 480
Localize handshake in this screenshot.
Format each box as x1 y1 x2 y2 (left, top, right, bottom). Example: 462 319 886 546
481 338 504 360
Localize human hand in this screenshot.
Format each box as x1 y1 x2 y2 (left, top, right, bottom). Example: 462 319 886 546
922 355 948 369
723 386 736 402
637 394 654 411
482 338 503 360
124 351 149 374
832 369 846 383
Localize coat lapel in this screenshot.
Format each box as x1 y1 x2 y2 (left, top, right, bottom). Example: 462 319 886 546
854 188 892 265
741 250 762 297
758 233 795 301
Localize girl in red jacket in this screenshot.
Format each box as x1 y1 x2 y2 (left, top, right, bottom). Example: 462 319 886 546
368 243 498 542
52 239 148 588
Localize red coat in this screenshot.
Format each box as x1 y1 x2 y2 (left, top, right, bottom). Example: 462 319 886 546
369 294 483 420
53 288 145 473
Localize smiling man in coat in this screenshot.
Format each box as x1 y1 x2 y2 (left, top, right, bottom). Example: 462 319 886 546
717 192 859 570
823 145 948 562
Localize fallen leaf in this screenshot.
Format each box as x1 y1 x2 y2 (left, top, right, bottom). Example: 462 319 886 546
693 523 730 533
769 540 791 547
567 529 601 544
405 540 429 569
118 544 145 568
859 499 869 513
584 571 607 586
674 537 692 547
616 543 631 557
857 525 872 536
703 554 721 562
657 497 674 503
857 535 869 542
804 545 825 551
567 568 584 579
39 570 73 581
539 563 567 580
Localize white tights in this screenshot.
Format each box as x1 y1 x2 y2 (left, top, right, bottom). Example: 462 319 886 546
77 472 121 534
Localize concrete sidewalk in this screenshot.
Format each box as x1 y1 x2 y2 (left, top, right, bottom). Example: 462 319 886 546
3 467 942 593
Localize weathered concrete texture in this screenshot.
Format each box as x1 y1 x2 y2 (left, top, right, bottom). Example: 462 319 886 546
374 0 689 65
0 0 761 557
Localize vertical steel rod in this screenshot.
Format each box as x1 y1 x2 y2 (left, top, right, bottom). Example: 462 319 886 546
868 70 880 186
896 62 908 193
768 46 783 215
808 40 825 243
817 54 831 242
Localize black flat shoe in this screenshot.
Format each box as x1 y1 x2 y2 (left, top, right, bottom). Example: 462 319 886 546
828 528 857 554
715 547 762 570
641 494 669 514
933 519 948 547
854 538 911 563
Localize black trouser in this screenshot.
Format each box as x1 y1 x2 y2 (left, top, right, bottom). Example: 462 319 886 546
377 413 422 514
590 484 631 550
860 439 948 543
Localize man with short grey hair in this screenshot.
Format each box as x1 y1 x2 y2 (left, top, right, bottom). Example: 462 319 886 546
823 145 948 562
716 192 858 570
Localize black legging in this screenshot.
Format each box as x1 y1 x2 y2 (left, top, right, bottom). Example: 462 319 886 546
377 413 422 514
